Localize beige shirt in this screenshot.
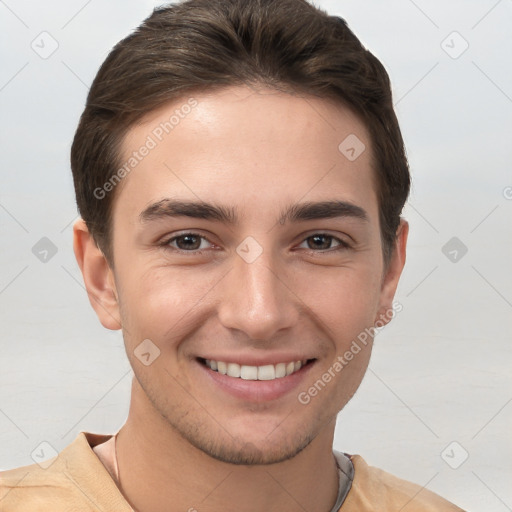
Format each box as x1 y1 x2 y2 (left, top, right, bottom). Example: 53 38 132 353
0 431 465 511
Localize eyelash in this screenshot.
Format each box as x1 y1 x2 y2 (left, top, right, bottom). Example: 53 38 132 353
159 232 351 255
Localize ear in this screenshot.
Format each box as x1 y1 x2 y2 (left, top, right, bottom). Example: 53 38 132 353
73 218 121 330
375 218 408 326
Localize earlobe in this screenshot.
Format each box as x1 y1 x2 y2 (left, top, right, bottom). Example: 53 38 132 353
73 219 122 331
375 219 409 326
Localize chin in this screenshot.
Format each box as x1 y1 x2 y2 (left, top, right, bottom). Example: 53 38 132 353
136 368 329 466
190 430 315 466
184 410 321 465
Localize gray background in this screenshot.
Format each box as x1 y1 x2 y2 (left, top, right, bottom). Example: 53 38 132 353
1 1 511 510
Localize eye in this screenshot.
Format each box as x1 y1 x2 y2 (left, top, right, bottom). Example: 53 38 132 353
297 233 350 252
159 232 351 255
163 232 213 252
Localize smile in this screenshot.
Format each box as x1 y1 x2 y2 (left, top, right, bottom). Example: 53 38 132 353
200 358 311 381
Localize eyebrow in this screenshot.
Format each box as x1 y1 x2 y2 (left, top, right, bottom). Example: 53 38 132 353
139 199 368 225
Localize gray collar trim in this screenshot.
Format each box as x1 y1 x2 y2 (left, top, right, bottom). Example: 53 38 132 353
330 450 354 512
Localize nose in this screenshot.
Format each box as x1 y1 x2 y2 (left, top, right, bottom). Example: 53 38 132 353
217 248 299 341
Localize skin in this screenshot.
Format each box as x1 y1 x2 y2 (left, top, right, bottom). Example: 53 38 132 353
73 85 408 512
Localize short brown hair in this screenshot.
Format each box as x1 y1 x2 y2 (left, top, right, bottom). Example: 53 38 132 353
71 0 410 266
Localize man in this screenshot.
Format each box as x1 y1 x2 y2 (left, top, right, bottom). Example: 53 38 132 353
0 0 465 510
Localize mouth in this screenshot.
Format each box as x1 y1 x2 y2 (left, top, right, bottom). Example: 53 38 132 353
195 356 317 402
197 357 315 381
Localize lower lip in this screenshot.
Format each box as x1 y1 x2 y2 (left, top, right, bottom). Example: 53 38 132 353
195 359 315 402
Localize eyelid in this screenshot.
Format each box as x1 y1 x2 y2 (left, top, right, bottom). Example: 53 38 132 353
160 231 352 254
161 231 217 252
295 232 352 251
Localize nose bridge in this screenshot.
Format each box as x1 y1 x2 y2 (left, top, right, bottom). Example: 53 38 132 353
217 243 298 339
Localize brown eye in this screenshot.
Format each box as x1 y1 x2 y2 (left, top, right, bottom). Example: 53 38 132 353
298 234 350 252
164 233 210 252
307 234 333 250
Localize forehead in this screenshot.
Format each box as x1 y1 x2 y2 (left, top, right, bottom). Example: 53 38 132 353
114 85 377 224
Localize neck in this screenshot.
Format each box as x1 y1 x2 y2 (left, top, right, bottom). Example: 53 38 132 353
115 378 340 512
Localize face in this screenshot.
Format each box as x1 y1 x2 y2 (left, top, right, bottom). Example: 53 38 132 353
79 85 407 465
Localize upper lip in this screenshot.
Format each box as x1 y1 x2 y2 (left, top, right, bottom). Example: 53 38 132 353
197 355 315 366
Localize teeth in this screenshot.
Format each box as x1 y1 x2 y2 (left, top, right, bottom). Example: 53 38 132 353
258 365 275 380
217 361 227 375
227 363 241 378
241 365 258 380
203 358 309 380
275 363 286 378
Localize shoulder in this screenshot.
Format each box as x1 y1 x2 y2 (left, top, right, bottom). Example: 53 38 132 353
0 432 131 511
0 459 78 510
340 454 466 511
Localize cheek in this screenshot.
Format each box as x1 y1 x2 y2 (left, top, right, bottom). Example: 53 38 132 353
117 247 383 351
118 265 219 345
293 263 383 337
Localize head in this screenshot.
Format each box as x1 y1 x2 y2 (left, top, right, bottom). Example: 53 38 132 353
72 0 410 465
